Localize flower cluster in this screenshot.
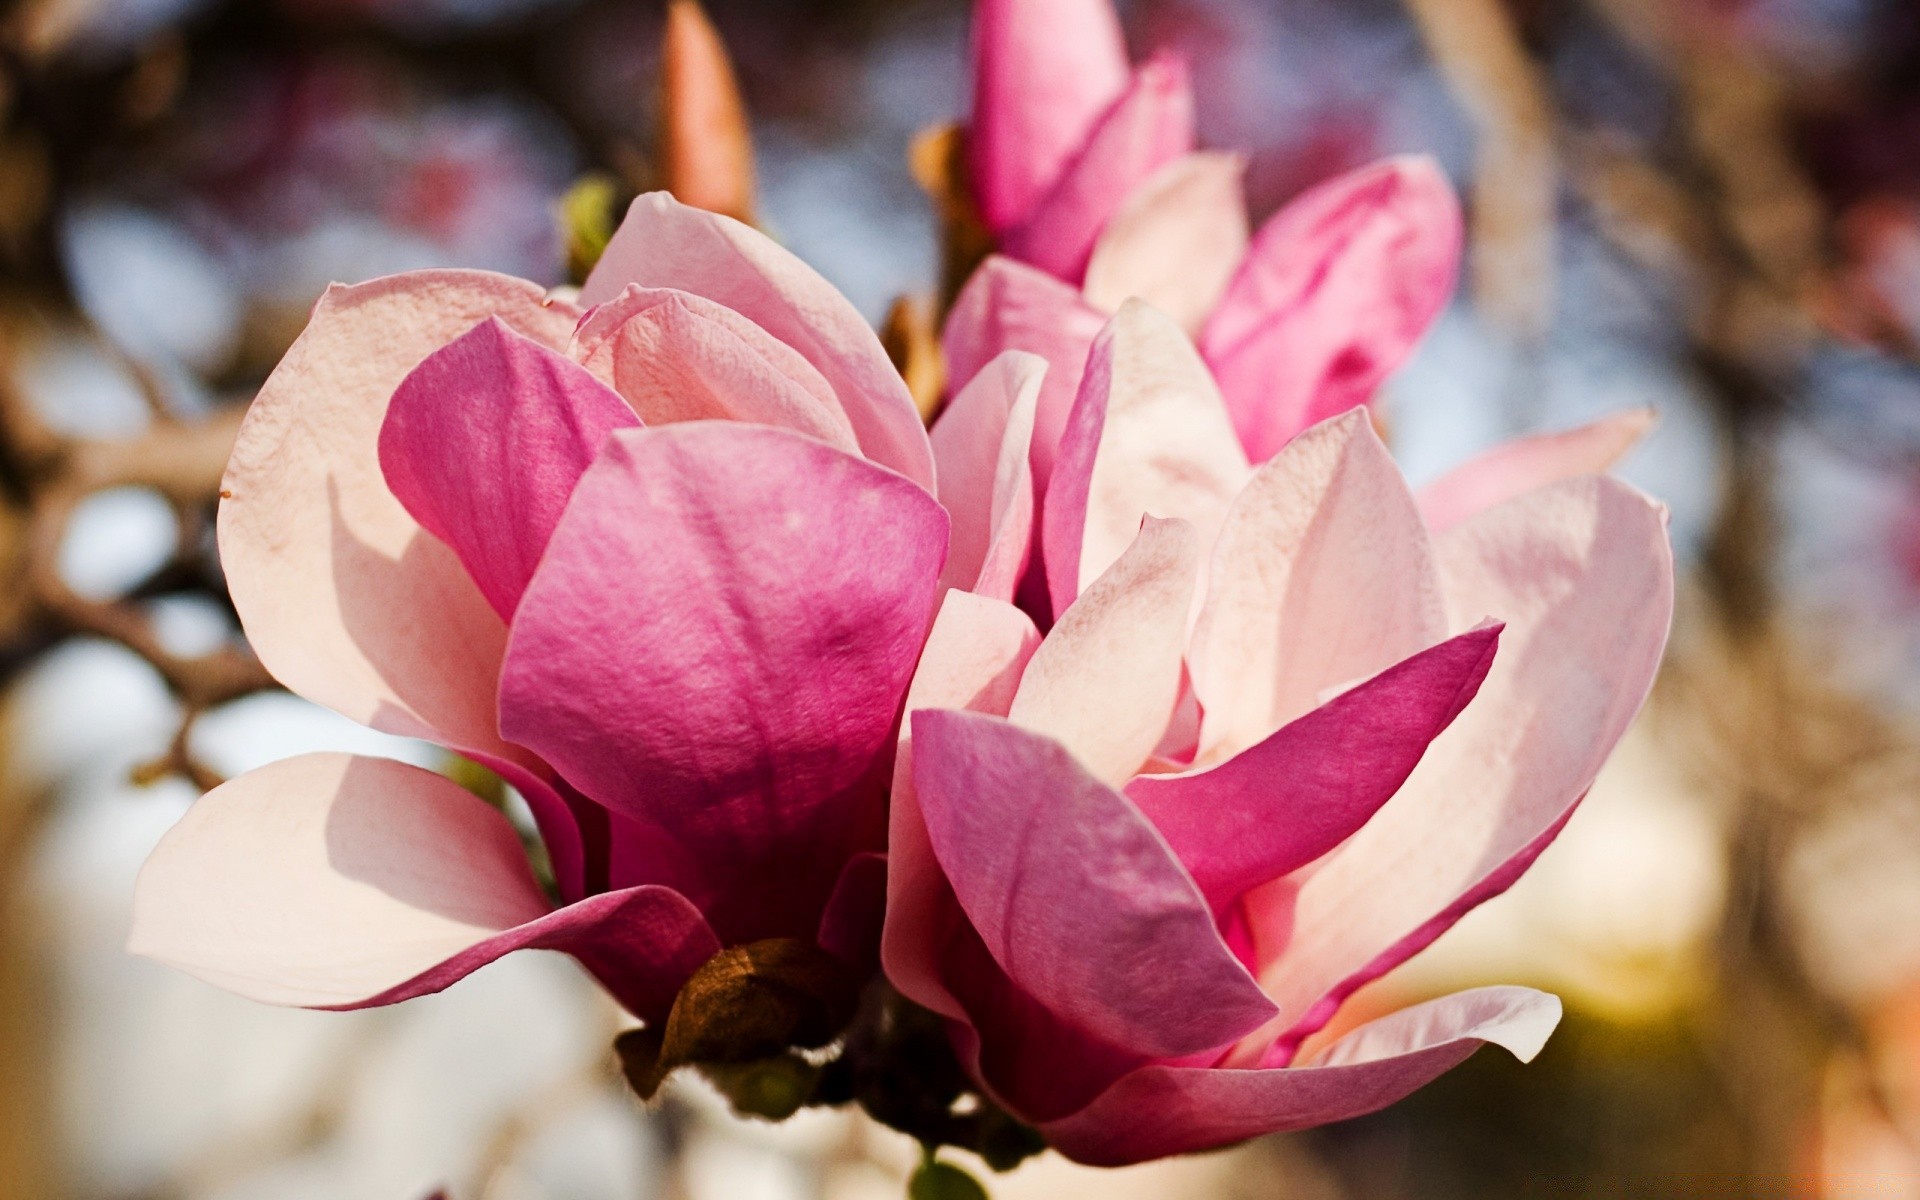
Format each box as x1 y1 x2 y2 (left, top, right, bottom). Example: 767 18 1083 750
130 0 1674 1177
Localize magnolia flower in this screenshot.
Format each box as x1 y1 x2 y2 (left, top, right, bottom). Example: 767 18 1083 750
129 193 952 1028
949 0 1464 482
884 304 1674 1164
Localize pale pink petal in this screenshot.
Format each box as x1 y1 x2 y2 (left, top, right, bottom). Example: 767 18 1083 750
219 269 575 757
498 423 948 943
1083 152 1250 332
1002 56 1197 285
1043 300 1251 612
579 193 933 489
1199 157 1462 461
944 255 1109 491
378 318 638 622
882 590 1040 1020
968 0 1131 234
932 351 1045 598
1128 624 1501 909
1038 986 1561 1165
128 753 719 1023
1010 517 1198 785
911 709 1277 1059
217 270 591 895
1190 411 1447 762
1417 409 1656 532
569 284 858 452
1250 477 1673 1040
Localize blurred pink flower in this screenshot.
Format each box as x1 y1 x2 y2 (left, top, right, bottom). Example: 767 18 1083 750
129 193 946 1024
886 303 1675 1164
953 0 1463 476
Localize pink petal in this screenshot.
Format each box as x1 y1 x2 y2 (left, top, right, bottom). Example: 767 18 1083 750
217 270 593 896
931 351 1045 599
1250 477 1673 1041
968 0 1131 235
911 709 1277 1059
128 753 719 1023
1043 300 1251 613
1199 157 1462 461
498 423 948 943
1190 410 1447 762
220 269 574 758
816 851 889 967
943 255 1108 491
569 284 858 452
1010 516 1199 786
1417 409 1656 532
579 192 933 489
1129 623 1501 910
882 590 1041 1020
1002 56 1197 286
378 318 638 622
1038 986 1560 1165
1083 152 1251 332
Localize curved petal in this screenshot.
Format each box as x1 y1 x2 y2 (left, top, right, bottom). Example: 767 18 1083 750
882 590 1040 1019
1043 300 1251 612
1128 623 1501 910
219 269 575 757
1251 477 1673 1040
968 0 1131 234
1417 409 1655 532
944 255 1109 490
499 423 948 942
379 317 639 622
911 710 1278 1060
1199 157 1462 461
1039 986 1561 1166
569 284 858 452
932 351 1045 599
660 0 755 223
1010 517 1198 786
816 851 889 967
217 270 590 895
1003 55 1197 286
128 753 719 1024
580 192 933 490
1190 411 1447 762
1083 152 1251 332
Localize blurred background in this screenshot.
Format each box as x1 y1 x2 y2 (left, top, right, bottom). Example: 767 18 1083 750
5 0 1920 1195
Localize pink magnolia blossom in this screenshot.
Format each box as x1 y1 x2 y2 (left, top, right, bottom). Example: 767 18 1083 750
885 303 1675 1164
952 0 1466 478
128 193 950 1025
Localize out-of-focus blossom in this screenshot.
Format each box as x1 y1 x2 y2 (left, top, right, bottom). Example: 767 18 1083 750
659 0 756 224
950 0 1463 478
886 301 1675 1164
128 193 945 1032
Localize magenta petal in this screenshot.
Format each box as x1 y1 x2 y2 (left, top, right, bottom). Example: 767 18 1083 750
1039 987 1561 1166
968 0 1131 234
128 754 718 1024
883 591 1040 1020
379 318 638 622
815 851 889 967
911 709 1278 1059
579 193 934 489
945 256 1109 490
499 423 948 941
1199 157 1462 461
1128 623 1502 910
1002 56 1197 285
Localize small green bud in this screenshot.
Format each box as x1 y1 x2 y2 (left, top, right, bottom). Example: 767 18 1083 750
908 1159 989 1200
701 1053 821 1122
